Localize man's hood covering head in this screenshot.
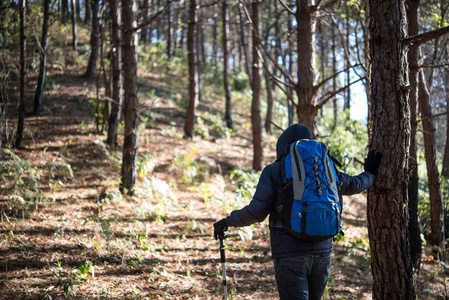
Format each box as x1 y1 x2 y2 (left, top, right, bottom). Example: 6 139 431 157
276 124 312 159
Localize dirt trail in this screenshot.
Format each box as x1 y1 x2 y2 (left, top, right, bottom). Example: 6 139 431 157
0 71 446 300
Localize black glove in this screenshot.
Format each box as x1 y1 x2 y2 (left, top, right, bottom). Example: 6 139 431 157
213 218 228 240
364 149 383 177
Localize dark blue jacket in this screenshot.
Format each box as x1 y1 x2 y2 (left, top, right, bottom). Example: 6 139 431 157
225 124 374 258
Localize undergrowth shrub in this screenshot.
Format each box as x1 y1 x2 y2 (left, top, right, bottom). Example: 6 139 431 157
0 149 52 217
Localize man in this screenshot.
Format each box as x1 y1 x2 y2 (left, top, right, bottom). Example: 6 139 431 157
213 124 382 300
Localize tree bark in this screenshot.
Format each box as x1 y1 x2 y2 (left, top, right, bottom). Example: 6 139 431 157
367 0 415 298
295 0 318 136
222 0 233 130
184 0 199 138
106 0 123 147
71 0 78 50
443 49 449 177
34 0 50 116
406 0 422 270
166 0 172 58
251 0 262 171
83 0 100 79
120 0 139 194
16 0 26 149
238 0 252 82
418 67 445 257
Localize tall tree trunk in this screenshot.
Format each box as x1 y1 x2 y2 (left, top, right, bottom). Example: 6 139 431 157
443 50 449 177
141 0 150 44
367 0 415 298
331 23 338 132
238 0 252 82
295 0 318 136
34 0 50 116
85 0 91 24
16 0 26 149
166 0 172 58
83 0 100 79
196 4 203 102
71 0 77 49
120 0 139 194
344 3 351 113
251 0 262 171
212 2 218 65
406 0 422 270
61 0 68 23
184 0 199 138
107 0 122 147
222 0 233 130
179 6 187 52
418 67 445 257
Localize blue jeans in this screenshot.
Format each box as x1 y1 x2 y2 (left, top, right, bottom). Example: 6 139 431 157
274 252 331 300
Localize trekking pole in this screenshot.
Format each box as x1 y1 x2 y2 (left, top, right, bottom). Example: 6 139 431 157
218 230 228 300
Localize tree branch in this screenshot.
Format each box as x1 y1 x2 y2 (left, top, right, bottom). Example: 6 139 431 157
134 0 177 32
276 0 295 16
239 0 296 86
316 76 366 109
405 26 449 46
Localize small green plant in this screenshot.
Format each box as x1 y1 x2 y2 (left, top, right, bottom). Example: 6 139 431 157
194 117 209 139
169 148 211 184
229 168 261 208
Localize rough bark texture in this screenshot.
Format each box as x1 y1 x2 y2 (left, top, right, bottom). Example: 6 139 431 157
184 0 199 138
222 0 233 130
34 0 50 116
71 0 78 50
251 0 262 171
418 69 445 256
83 0 100 79
367 0 415 298
443 57 449 177
16 0 26 149
406 0 422 270
106 0 122 147
295 0 318 136
120 0 139 194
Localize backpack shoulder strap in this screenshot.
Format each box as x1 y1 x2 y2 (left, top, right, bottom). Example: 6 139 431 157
290 141 306 200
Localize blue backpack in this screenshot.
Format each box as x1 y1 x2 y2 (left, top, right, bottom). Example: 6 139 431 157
280 139 342 241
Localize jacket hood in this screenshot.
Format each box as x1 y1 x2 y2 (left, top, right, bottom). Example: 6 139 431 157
276 124 312 159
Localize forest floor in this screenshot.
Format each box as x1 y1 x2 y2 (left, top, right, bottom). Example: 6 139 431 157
0 60 448 300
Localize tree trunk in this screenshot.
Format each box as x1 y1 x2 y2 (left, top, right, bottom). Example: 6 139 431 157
107 0 122 147
16 0 26 149
418 68 445 257
367 0 415 298
71 0 78 50
61 0 69 23
120 0 139 194
295 0 318 136
34 0 50 116
85 0 91 24
238 0 252 82
166 0 172 58
331 23 338 132
184 0 199 138
222 0 233 130
443 50 449 177
251 0 262 171
406 0 422 270
141 0 150 44
344 3 351 113
83 0 100 79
